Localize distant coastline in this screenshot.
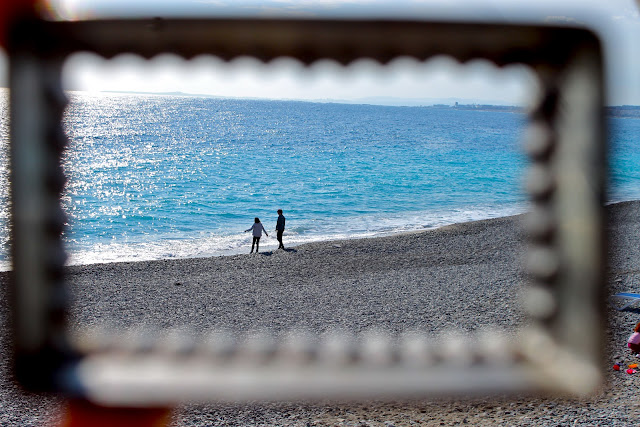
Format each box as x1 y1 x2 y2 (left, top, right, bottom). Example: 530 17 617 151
427 103 523 113
92 91 640 116
426 103 640 117
606 105 640 119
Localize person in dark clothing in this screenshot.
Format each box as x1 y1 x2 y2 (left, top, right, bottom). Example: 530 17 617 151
276 209 286 250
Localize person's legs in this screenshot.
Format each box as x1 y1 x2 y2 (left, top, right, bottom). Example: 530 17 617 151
251 236 258 253
277 230 284 249
255 236 260 252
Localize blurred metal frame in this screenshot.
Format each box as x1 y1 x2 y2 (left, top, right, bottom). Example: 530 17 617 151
8 17 606 404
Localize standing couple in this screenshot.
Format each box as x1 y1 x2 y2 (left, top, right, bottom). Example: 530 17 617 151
244 209 286 253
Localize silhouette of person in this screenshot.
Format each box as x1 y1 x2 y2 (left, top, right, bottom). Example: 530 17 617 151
276 209 286 250
245 217 268 253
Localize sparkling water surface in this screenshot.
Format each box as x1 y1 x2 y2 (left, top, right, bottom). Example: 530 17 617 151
1 92 639 268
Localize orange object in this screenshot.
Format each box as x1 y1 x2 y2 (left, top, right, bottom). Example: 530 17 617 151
0 0 39 48
629 363 638 369
59 400 171 427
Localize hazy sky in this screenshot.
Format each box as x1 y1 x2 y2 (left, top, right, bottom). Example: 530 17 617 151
2 0 640 105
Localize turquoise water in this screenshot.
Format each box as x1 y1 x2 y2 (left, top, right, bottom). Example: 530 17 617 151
1 92 639 267
610 117 640 202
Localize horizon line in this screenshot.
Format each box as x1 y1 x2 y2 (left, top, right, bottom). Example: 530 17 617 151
1 87 638 108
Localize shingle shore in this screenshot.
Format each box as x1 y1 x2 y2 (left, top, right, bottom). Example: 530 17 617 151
1 201 639 426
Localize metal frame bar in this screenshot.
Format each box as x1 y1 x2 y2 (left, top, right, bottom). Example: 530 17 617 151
8 17 606 403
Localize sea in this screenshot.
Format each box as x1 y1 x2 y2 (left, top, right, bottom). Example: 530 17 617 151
0 92 639 269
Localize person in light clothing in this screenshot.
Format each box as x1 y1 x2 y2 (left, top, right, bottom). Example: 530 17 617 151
245 217 268 253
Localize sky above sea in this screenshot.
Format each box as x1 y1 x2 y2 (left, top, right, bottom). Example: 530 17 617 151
2 0 640 106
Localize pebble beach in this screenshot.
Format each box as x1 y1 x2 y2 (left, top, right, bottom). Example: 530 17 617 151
2 201 640 426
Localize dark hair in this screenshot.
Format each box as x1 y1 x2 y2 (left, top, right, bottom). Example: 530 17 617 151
254 217 260 223
635 322 640 333
277 209 283 214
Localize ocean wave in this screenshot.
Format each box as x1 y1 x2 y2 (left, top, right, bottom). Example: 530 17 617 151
55 203 529 268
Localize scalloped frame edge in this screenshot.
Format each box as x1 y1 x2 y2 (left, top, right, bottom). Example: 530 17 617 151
8 17 606 403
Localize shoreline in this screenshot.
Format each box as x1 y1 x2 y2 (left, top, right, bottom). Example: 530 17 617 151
1 200 640 425
0 209 528 273
6 199 633 273
22 207 533 272
60 199 633 269
65 213 526 271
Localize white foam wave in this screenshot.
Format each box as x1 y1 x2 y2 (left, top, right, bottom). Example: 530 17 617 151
0 204 529 271
60 203 529 268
